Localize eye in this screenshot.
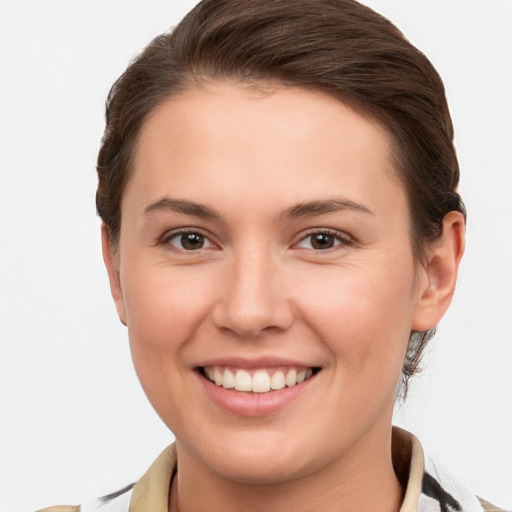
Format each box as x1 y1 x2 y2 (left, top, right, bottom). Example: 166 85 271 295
295 230 351 250
165 231 215 251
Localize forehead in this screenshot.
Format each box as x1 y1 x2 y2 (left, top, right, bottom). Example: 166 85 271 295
127 82 404 218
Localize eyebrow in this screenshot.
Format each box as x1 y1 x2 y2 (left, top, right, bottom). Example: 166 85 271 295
281 198 374 219
143 196 373 221
144 198 221 219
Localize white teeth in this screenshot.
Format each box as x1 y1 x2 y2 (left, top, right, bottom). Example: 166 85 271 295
222 369 235 389
214 368 223 386
285 369 297 387
235 369 252 391
204 366 316 393
252 370 271 393
270 371 286 390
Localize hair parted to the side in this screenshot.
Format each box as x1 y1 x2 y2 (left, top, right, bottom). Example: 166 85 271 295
96 0 466 397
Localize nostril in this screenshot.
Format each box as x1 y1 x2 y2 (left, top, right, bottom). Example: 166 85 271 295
211 303 295 339
210 271 294 338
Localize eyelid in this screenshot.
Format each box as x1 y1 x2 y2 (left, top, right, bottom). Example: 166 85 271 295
158 226 353 252
161 227 219 251
293 228 353 250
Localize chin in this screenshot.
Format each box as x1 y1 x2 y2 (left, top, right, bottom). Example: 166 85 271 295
212 453 312 486
190 429 323 486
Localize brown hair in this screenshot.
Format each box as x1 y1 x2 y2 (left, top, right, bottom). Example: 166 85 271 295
96 0 466 395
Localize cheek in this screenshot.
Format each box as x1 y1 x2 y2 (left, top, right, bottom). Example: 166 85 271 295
296 264 415 375
122 264 216 363
121 266 219 426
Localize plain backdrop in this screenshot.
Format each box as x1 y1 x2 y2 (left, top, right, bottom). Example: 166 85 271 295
0 1 511 511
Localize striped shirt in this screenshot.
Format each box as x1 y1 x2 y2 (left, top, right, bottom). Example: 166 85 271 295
36 428 506 512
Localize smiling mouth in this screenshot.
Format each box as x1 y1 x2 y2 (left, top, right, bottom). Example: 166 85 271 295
199 366 320 394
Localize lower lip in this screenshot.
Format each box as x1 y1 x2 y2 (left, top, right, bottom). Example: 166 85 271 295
197 371 316 417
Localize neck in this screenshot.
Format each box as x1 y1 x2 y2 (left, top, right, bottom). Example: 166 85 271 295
170 426 404 512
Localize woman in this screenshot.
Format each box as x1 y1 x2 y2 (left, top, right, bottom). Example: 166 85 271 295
37 0 504 511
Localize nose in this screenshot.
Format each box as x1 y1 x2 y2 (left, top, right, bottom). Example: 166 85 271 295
211 249 294 338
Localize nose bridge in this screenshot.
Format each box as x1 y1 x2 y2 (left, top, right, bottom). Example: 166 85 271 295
213 242 292 337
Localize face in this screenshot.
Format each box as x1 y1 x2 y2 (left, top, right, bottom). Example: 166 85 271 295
108 83 434 484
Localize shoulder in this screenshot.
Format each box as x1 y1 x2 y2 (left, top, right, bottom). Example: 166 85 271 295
36 508 80 512
394 428 509 512
478 497 510 512
33 444 176 512
35 483 134 512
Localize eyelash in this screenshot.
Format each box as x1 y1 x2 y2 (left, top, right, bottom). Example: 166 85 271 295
162 228 217 252
294 229 353 251
161 227 352 253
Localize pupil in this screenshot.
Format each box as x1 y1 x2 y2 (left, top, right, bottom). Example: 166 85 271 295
312 233 333 249
181 233 204 250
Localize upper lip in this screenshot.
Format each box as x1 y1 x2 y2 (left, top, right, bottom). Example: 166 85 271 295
195 356 321 369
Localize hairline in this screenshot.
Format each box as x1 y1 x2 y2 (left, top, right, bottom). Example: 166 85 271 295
108 77 429 267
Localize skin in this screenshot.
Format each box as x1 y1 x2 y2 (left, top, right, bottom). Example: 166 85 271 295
103 83 465 512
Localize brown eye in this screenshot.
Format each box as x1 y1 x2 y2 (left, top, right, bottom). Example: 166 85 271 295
310 233 335 249
181 233 205 250
167 232 213 251
296 230 350 251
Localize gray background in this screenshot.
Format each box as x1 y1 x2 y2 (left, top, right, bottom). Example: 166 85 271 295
0 1 510 510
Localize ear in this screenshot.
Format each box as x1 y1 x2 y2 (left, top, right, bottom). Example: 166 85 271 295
412 211 466 332
101 225 127 326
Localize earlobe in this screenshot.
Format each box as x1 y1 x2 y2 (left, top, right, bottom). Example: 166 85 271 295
412 211 466 332
101 225 127 326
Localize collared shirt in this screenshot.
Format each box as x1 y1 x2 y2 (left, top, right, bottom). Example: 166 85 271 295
36 428 505 512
